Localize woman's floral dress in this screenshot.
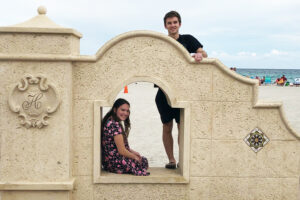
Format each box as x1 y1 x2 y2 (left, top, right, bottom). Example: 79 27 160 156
101 118 149 176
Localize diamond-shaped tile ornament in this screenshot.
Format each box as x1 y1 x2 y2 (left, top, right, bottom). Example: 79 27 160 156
244 128 269 153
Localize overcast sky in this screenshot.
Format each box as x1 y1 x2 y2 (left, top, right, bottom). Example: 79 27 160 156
1 0 300 69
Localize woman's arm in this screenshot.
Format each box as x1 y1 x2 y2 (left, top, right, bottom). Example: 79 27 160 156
114 134 141 162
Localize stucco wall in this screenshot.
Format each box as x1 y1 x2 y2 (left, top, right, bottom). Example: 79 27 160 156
0 61 72 182
71 32 299 199
0 9 299 200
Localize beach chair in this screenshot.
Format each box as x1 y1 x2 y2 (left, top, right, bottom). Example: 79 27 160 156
277 78 285 86
264 76 272 85
294 78 300 87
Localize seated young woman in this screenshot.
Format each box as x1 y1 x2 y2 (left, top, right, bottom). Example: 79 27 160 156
101 98 150 176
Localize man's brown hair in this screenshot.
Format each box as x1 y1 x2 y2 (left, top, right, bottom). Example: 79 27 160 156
164 11 181 25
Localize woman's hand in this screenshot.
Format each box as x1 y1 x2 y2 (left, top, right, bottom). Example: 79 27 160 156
131 149 141 157
131 150 142 163
115 135 142 163
133 155 142 164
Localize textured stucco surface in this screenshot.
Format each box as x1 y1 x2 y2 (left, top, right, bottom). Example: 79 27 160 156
0 61 73 182
71 33 299 199
190 177 299 200
72 176 189 200
0 18 299 200
72 36 254 103
0 33 80 55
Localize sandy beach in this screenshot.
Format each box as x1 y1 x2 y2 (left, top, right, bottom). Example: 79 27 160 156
258 86 300 132
104 82 300 167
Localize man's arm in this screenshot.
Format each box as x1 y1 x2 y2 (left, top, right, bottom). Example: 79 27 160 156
192 48 208 62
196 48 208 58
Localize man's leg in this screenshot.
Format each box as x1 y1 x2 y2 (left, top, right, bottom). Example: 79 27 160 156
163 120 176 164
177 123 180 168
177 123 180 145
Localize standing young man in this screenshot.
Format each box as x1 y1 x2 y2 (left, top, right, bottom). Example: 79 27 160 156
155 11 207 169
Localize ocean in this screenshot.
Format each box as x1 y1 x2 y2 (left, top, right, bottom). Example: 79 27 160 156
235 68 300 84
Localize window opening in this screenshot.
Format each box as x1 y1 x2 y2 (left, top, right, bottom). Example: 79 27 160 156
94 81 189 183
102 82 179 167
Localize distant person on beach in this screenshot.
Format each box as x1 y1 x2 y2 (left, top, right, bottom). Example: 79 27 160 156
281 75 287 82
101 98 150 176
276 75 287 86
155 11 207 169
261 76 265 85
255 76 261 85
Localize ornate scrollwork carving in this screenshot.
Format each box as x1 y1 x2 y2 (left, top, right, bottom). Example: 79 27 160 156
8 74 60 128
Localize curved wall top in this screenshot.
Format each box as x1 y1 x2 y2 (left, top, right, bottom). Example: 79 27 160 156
93 30 258 85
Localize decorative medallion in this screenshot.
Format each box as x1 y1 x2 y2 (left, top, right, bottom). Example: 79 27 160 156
8 74 60 128
244 128 269 153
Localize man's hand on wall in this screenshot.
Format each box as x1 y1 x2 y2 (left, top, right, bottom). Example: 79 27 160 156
193 52 203 62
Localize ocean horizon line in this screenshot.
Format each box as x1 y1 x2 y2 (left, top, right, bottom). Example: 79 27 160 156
236 67 300 70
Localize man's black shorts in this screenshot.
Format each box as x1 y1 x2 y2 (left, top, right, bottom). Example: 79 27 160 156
155 88 180 124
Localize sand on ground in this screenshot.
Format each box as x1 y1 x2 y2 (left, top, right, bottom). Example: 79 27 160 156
258 86 300 132
104 82 300 167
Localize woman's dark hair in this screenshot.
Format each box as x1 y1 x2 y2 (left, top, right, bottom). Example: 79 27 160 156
101 98 131 138
164 11 181 26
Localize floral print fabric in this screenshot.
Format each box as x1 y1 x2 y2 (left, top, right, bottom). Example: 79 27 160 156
101 118 149 176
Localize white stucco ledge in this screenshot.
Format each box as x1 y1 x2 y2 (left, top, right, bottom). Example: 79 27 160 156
0 54 89 61
0 27 82 38
97 168 187 184
254 100 283 108
254 100 300 138
0 179 75 191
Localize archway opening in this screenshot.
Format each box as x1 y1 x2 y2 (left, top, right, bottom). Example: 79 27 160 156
102 82 179 167
94 80 190 183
